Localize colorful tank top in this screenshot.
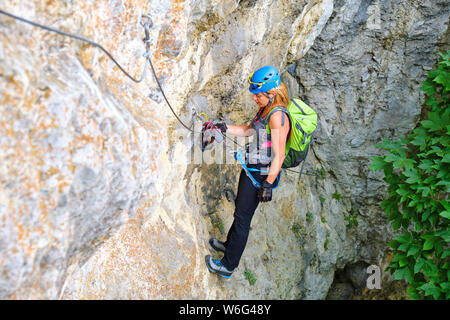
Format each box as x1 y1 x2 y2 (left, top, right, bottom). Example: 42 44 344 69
246 106 289 166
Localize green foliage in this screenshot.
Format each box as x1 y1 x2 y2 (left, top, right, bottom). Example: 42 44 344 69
370 51 450 300
306 211 313 223
332 190 343 200
324 231 330 251
319 194 326 204
316 168 326 179
244 269 257 285
211 216 224 234
291 222 303 238
345 208 359 228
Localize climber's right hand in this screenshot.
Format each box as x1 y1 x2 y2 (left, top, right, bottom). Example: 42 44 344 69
202 121 213 131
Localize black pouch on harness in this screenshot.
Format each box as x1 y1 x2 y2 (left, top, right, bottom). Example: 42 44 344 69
282 146 309 169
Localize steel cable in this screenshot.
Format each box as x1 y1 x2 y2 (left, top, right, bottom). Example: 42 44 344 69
0 9 312 176
0 9 150 83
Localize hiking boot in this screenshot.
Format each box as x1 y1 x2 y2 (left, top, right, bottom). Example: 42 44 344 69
205 255 233 279
209 238 226 253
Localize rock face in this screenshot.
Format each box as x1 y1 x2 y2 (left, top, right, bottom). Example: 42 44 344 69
0 0 448 299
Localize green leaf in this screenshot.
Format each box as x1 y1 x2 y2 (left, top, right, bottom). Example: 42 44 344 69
403 159 416 171
407 287 422 300
440 200 450 211
423 239 434 250
392 158 416 171
440 282 450 292
411 135 427 150
427 69 441 81
376 138 402 152
391 254 402 263
407 246 420 257
419 283 442 300
370 157 386 171
398 243 409 252
436 243 445 258
404 170 421 184
433 70 450 92
421 209 432 222
420 233 434 241
397 232 413 243
439 51 450 66
415 222 423 232
419 186 431 197
393 267 414 284
421 80 436 96
332 191 343 200
421 120 439 132
440 211 450 219
436 230 450 242
442 153 450 163
414 259 425 274
437 168 447 179
426 96 439 109
438 50 450 60
425 145 443 158
387 240 400 249
399 257 409 267
394 268 407 280
430 214 439 227
438 136 450 147
396 187 409 196
436 180 450 192
385 153 400 163
405 268 414 284
423 260 439 278
421 112 445 132
442 250 450 259
439 60 450 67
392 219 402 230
418 159 433 172
423 176 436 184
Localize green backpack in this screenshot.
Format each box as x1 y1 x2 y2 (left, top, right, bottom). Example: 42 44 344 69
266 98 317 168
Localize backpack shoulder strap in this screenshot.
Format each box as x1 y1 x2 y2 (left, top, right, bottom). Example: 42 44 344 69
291 99 306 114
266 106 289 126
265 106 291 143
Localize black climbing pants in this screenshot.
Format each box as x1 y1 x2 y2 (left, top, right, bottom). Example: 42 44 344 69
221 164 270 271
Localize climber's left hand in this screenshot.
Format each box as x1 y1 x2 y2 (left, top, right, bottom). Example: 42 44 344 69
257 180 273 202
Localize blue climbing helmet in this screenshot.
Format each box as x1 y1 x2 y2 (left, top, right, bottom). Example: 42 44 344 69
248 66 281 94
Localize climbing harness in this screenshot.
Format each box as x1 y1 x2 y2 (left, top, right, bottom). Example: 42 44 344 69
234 149 280 189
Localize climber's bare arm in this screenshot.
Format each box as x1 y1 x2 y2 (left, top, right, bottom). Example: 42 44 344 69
225 124 254 137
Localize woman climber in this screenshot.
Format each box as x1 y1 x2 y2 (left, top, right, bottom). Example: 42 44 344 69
204 66 291 279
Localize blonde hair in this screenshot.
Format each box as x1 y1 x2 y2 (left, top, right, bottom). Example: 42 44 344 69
267 82 289 109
